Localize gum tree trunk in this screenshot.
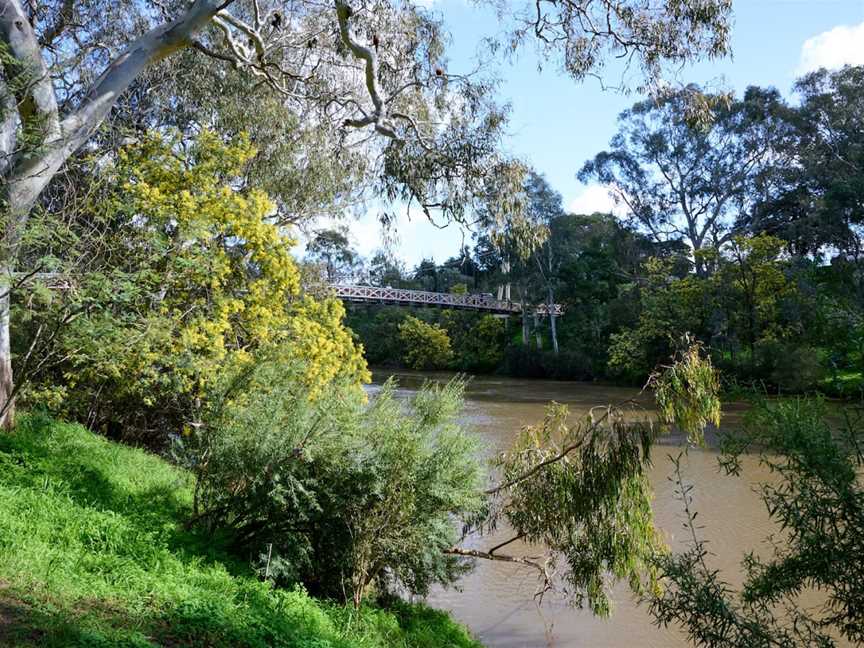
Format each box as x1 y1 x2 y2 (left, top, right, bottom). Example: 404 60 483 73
547 286 559 355
0 289 12 429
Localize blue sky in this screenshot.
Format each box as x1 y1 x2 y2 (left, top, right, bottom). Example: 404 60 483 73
332 0 864 267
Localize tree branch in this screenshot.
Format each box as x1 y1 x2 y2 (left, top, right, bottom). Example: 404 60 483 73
484 410 607 495
334 0 396 139
444 546 549 574
0 0 61 142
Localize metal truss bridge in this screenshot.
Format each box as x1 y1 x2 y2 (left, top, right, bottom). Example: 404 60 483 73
11 273 563 316
331 284 564 316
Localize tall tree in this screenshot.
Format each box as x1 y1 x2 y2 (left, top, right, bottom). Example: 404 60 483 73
579 86 779 276
525 172 566 354
752 66 864 260
306 228 359 283
367 250 407 288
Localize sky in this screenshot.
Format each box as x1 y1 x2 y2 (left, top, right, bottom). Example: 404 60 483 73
313 0 864 268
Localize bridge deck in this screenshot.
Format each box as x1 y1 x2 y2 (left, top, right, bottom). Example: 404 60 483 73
331 284 563 315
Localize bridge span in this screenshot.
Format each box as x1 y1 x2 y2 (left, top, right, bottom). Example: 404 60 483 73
330 284 563 316
11 273 564 316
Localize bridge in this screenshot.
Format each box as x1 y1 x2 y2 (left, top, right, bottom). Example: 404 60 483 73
9 273 563 316
331 284 564 316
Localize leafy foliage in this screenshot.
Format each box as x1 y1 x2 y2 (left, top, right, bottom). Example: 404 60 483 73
651 339 722 444
398 316 454 370
14 132 368 443
650 400 864 647
488 402 663 616
579 86 777 274
191 363 484 607
441 312 506 373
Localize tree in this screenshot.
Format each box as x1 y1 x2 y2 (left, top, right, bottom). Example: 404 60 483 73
398 315 453 370
650 398 864 647
15 132 368 443
0 0 733 426
306 227 359 283
715 235 792 362
607 255 712 381
553 212 660 368
367 250 407 288
441 311 506 372
580 86 779 276
193 364 484 608
0 0 505 427
752 66 864 260
524 172 566 354
413 258 440 293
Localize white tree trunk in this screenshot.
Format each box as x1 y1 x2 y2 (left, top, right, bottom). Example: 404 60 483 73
548 286 559 355
0 289 12 429
533 312 542 350
0 0 236 427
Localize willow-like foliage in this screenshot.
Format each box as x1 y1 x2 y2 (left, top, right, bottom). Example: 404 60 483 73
466 340 722 615
650 400 864 647
485 403 663 615
651 338 722 444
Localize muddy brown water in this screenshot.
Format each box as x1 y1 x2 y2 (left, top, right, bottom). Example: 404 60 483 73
369 370 849 648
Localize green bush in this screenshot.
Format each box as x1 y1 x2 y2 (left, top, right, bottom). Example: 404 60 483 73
448 314 507 373
0 414 482 648
398 316 454 370
191 359 484 606
651 398 864 646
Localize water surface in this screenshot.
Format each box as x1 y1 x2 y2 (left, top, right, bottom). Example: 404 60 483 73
369 370 842 648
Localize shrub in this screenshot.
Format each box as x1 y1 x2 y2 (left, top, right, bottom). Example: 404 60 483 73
398 316 454 370
650 398 864 646
768 344 824 393
191 359 484 606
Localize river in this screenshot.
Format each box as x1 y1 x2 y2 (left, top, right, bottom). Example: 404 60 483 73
369 370 842 648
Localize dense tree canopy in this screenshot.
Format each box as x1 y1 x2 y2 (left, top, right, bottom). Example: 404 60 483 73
579 86 780 275
15 132 368 443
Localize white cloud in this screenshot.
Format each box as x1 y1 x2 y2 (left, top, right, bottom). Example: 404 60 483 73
567 184 625 216
798 22 864 75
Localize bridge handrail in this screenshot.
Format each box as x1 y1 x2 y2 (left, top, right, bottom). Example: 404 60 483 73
330 284 563 315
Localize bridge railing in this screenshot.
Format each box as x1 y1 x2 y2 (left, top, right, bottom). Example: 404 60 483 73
331 284 563 316
7 274 564 315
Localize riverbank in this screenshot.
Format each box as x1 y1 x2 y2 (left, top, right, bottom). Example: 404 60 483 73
0 414 482 648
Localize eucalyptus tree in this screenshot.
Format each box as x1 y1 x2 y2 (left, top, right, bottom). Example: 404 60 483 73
752 66 864 260
367 249 407 287
0 0 733 427
306 227 359 283
580 86 781 276
524 171 568 354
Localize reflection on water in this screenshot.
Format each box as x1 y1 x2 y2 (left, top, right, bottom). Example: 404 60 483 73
369 370 843 648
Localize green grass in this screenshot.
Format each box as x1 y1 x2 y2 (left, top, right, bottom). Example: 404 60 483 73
0 413 482 648
820 370 864 399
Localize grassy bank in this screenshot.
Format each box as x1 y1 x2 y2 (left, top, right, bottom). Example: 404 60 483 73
0 414 482 648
